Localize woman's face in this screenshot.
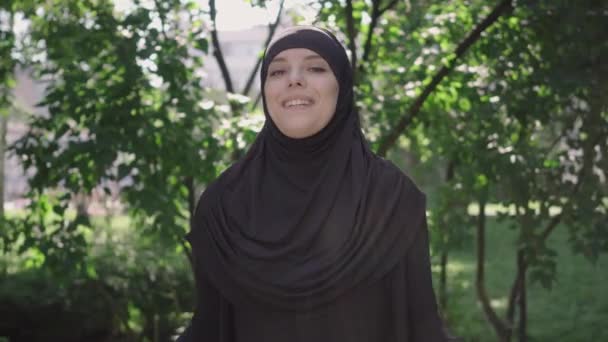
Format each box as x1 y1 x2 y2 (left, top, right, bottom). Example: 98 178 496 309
264 48 339 139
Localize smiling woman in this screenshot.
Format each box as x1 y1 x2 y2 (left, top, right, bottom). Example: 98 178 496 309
264 48 339 138
178 26 450 342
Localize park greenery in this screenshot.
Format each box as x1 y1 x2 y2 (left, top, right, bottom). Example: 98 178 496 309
0 0 606 341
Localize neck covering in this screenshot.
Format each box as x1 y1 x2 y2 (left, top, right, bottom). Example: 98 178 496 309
188 26 426 312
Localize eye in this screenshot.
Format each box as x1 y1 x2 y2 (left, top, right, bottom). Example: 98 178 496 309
269 69 285 77
309 67 327 73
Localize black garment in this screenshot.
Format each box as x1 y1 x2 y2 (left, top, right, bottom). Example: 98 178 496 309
179 25 449 341
178 217 447 342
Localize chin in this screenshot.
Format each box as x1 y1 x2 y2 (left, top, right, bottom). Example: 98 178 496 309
285 131 311 139
282 127 316 139
276 121 315 138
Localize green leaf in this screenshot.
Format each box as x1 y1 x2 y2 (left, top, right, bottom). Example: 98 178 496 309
458 98 471 111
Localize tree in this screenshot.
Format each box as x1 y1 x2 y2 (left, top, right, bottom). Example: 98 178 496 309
316 1 607 340
2 0 606 340
0 1 17 216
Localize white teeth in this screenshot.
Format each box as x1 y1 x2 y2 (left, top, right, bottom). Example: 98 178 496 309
284 99 312 108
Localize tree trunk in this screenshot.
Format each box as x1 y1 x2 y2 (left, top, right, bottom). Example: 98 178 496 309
518 251 528 342
439 158 456 310
439 159 456 311
439 250 448 309
0 115 6 216
183 176 195 266
506 250 524 341
475 195 509 341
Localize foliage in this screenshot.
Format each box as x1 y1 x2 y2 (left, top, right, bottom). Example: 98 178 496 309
0 3 16 115
0 0 606 341
7 0 261 280
1 215 193 341
317 0 607 339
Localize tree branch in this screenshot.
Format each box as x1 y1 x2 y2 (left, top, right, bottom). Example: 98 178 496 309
253 91 262 110
378 0 399 16
242 0 285 97
209 0 234 93
376 0 514 157
360 0 380 68
360 0 401 75
345 0 358 74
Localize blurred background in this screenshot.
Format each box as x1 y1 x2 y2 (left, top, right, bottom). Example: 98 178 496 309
0 0 606 341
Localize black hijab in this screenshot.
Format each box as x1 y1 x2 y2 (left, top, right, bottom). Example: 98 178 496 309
188 26 426 312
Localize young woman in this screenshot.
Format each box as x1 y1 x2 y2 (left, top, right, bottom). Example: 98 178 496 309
178 25 449 342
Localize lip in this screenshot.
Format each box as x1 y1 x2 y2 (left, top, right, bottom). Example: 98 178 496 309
281 95 315 108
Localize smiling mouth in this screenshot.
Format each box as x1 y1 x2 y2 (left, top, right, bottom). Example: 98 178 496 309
283 98 314 109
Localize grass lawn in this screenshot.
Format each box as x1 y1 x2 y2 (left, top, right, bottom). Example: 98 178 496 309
433 218 608 341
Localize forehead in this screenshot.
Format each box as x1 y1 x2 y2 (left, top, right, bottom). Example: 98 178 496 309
269 48 327 64
267 26 332 47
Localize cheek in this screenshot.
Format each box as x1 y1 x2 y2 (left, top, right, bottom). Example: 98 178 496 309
263 83 281 112
321 80 339 108
331 83 339 103
263 83 273 102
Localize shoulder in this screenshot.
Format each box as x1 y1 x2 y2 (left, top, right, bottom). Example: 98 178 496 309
193 158 248 212
189 159 241 228
371 155 426 202
193 180 221 216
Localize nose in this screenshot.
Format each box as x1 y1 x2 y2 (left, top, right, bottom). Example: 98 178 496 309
288 69 305 88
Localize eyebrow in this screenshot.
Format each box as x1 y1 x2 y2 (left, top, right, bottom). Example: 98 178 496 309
269 55 324 64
